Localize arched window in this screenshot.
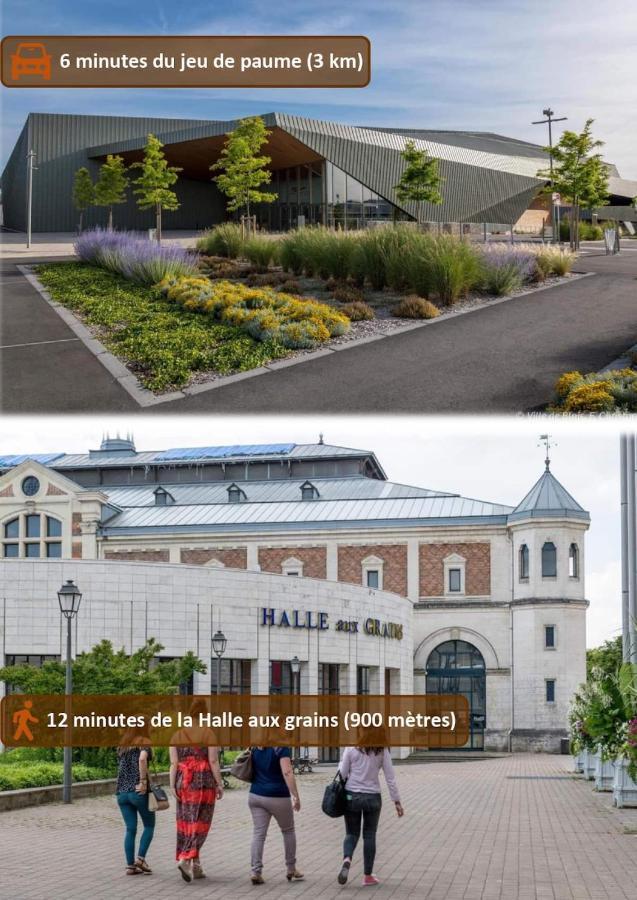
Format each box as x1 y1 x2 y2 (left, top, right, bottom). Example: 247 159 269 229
569 543 579 578
519 544 529 580
541 541 557 578
2 513 63 558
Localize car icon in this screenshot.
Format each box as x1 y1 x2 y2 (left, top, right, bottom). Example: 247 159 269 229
10 43 52 81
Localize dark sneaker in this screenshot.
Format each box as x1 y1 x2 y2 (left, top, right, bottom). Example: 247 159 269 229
338 860 351 885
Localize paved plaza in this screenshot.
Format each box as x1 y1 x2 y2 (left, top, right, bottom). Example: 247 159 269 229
0 754 636 900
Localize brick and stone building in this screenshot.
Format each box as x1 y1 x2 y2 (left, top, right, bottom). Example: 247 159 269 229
0 438 589 752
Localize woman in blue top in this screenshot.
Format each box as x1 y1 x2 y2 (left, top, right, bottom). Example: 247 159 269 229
248 746 303 885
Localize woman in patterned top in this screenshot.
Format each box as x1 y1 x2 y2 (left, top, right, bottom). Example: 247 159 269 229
116 726 156 876
169 700 224 883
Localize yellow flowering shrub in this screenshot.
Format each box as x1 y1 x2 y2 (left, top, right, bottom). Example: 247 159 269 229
551 368 637 414
155 276 350 349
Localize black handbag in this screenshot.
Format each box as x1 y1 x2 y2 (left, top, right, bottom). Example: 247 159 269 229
322 771 347 818
147 757 169 812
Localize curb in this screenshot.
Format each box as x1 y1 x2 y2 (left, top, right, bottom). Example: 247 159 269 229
19 265 594 409
600 343 637 374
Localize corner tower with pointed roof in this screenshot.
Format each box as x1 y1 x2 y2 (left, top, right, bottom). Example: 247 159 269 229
507 461 589 752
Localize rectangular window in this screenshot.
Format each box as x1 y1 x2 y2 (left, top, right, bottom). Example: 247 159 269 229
25 515 40 538
546 679 556 703
366 569 379 589
269 660 293 695
25 543 40 558
211 658 251 694
357 665 370 695
46 542 62 558
3 544 19 558
448 568 462 592
286 571 299 577
46 517 62 538
545 625 555 649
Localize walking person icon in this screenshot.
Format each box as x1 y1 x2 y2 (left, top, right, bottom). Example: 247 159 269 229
12 700 39 742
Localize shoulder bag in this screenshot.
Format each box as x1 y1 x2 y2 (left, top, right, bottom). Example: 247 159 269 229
322 771 347 818
230 747 254 782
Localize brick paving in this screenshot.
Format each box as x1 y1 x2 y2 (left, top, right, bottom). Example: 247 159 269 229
0 755 636 900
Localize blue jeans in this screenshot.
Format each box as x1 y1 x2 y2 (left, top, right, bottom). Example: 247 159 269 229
117 791 156 865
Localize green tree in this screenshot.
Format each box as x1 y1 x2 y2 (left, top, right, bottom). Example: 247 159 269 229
394 140 443 222
130 134 182 243
537 119 609 250
72 167 95 233
210 116 277 226
0 638 206 695
586 636 622 680
94 155 128 231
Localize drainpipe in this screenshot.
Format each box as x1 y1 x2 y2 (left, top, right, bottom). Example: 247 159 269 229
507 530 515 753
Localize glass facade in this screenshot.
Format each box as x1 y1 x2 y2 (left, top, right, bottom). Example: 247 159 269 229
319 663 340 762
211 658 251 694
253 161 412 231
426 640 486 750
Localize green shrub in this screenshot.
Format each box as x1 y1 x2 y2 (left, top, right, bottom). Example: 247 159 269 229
196 223 244 258
0 762 113 791
339 301 375 321
242 236 279 271
350 229 392 290
392 295 440 319
279 229 316 276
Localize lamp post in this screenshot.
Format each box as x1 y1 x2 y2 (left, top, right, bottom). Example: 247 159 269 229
532 108 567 244
290 655 301 764
211 629 227 695
57 579 82 804
26 149 38 249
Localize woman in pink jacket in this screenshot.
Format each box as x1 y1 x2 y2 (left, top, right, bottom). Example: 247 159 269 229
336 745 404 887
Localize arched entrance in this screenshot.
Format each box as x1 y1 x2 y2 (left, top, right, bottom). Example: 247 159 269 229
425 640 486 750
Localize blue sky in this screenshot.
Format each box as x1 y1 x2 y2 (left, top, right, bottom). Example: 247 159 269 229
2 0 636 176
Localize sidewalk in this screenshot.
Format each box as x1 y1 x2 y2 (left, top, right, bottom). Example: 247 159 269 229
0 230 198 259
0 755 635 900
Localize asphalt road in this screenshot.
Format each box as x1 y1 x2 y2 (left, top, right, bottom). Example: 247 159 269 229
2 249 635 415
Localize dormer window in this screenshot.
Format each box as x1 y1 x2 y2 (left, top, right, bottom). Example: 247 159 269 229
227 483 247 504
153 487 174 507
300 480 319 501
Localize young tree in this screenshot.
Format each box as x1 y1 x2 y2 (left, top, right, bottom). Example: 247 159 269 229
210 116 277 227
394 140 444 222
94 154 128 231
72 167 95 233
130 134 182 242
537 119 609 250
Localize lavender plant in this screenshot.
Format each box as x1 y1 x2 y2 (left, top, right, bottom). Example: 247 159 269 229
75 228 198 284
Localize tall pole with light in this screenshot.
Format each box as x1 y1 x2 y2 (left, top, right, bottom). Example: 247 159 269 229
290 655 301 762
620 435 637 665
26 149 38 249
532 108 567 243
57 579 82 804
211 629 227 695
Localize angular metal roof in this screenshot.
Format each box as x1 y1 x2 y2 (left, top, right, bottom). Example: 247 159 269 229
101 493 514 535
102 476 455 508
508 468 589 522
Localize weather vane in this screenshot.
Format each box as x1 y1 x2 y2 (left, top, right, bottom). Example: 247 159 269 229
538 434 556 471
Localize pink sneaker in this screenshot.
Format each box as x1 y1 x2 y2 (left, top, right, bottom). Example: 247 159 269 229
362 875 380 886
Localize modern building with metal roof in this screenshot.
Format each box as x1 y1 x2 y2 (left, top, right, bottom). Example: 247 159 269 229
0 437 590 753
0 110 580 233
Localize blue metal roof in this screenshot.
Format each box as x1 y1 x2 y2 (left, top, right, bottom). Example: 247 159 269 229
508 468 589 522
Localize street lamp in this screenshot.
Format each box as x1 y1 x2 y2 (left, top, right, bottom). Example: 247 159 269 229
290 656 301 764
211 629 227 695
532 108 567 244
57 579 82 804
26 149 38 250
